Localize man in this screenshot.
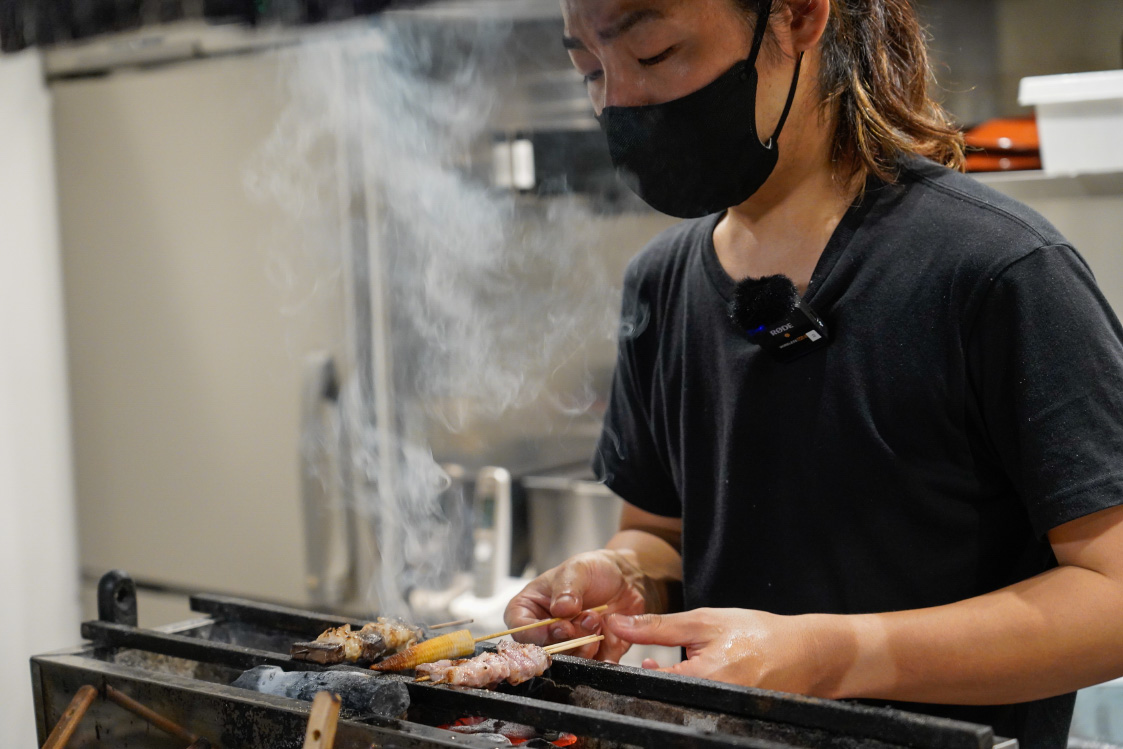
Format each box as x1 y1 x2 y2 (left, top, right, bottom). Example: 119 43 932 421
504 1 1123 746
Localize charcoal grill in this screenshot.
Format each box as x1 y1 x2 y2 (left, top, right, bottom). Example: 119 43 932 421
31 571 1017 748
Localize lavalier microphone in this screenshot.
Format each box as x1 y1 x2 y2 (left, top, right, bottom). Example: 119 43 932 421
730 275 830 363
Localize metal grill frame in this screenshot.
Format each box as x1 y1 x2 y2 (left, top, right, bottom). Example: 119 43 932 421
31 578 1015 749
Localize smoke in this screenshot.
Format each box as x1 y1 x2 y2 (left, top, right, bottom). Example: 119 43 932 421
247 13 623 616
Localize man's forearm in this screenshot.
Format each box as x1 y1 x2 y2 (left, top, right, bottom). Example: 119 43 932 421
607 529 684 614
811 563 1123 704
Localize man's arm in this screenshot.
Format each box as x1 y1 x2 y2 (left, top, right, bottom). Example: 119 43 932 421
607 503 685 615
607 503 1123 704
835 502 1123 703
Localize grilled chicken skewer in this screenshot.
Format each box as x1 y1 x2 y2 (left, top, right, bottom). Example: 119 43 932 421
369 606 608 672
291 618 423 665
416 635 604 689
291 618 473 665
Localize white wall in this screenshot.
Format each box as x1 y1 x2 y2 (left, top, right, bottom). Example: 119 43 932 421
0 50 81 747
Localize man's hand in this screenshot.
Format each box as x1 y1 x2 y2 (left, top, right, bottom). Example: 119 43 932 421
503 549 652 662
605 608 846 696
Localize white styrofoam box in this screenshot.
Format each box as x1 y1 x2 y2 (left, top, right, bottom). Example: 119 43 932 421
1019 69 1123 175
1071 677 1123 743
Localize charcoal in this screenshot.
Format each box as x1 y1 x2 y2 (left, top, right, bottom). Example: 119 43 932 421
232 665 409 718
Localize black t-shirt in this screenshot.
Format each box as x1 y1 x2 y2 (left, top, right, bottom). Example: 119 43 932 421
594 157 1123 748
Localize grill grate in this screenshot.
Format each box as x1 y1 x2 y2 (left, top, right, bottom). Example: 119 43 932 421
30 572 1013 749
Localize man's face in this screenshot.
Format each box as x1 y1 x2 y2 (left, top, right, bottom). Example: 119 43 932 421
561 0 756 114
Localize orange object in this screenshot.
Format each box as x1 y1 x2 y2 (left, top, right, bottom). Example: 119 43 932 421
964 117 1040 152
965 153 1043 172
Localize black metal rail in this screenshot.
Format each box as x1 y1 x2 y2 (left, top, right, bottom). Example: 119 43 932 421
190 594 374 635
548 659 994 749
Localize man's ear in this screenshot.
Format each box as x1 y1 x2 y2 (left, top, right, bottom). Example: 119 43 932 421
786 0 830 52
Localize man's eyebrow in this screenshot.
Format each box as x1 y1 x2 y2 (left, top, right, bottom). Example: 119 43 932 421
562 8 664 51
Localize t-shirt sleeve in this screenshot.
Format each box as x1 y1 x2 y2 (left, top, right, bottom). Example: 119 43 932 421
592 262 682 518
969 244 1123 536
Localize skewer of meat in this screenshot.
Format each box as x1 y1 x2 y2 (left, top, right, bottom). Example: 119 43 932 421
291 617 470 665
369 606 608 672
415 635 604 689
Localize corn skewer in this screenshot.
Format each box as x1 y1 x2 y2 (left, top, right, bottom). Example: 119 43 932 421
413 635 606 682
371 605 609 672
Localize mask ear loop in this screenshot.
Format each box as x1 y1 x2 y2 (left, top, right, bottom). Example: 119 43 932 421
746 0 773 69
765 51 805 149
746 0 803 150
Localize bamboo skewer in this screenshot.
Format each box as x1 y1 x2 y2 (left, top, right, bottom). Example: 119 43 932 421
428 618 473 630
302 691 342 749
544 634 605 655
473 605 608 642
105 684 198 743
41 684 98 749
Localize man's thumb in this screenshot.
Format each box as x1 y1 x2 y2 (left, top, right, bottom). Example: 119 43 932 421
605 612 693 647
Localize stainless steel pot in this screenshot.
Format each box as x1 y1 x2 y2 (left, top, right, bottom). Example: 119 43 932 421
521 465 623 574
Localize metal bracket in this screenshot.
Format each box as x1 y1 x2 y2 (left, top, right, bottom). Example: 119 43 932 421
97 570 138 626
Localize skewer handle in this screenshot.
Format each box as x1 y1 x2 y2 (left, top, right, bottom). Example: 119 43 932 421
302 691 341 749
544 634 605 655
42 684 98 749
427 618 473 630
105 684 197 743
474 605 609 642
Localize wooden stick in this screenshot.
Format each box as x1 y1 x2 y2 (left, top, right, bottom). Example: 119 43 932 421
474 605 609 642
104 684 197 743
414 675 431 683
42 684 98 749
427 618 473 630
302 691 342 749
544 634 605 655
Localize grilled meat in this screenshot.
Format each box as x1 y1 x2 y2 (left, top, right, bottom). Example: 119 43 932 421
416 641 552 688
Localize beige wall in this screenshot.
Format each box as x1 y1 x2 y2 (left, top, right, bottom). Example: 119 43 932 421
996 0 1123 116
53 51 346 615
919 0 1122 123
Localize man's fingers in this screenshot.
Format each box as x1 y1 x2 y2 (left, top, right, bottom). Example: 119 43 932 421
549 562 590 617
597 627 632 664
505 582 561 644
547 620 582 645
604 612 700 647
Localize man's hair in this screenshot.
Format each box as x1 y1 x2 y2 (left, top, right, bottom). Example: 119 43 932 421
736 0 967 181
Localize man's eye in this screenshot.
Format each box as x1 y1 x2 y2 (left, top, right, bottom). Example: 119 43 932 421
639 46 676 66
583 70 604 84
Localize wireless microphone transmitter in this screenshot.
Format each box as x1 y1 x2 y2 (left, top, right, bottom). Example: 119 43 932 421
730 274 830 363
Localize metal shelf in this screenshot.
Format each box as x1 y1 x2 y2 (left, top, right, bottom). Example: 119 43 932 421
973 169 1123 200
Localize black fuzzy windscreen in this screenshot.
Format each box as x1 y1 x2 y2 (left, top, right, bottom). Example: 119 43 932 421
730 274 801 332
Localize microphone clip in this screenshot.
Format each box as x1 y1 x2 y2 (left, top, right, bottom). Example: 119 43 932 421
730 275 830 363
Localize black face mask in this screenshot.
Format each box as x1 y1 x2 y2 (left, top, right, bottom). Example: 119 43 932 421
597 0 804 218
